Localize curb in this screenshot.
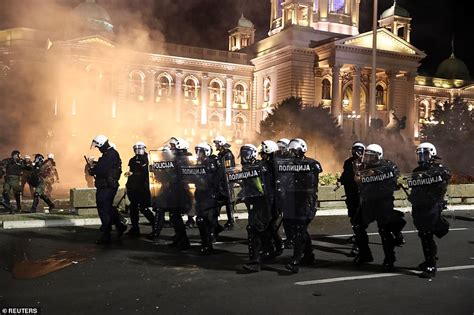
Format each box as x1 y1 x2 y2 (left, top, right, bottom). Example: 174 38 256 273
1 205 473 230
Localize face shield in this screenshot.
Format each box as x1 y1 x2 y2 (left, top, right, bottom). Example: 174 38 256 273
12 153 21 162
240 147 255 164
363 150 380 164
195 148 208 161
134 146 146 155
352 146 364 159
416 148 431 163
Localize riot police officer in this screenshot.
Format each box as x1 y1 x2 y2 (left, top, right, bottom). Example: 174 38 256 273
193 143 220 255
354 144 406 271
44 153 60 198
339 141 365 256
29 154 56 213
167 138 193 250
89 135 127 245
1 150 27 213
240 144 272 272
407 142 450 278
213 135 236 230
259 140 284 259
277 138 322 273
125 142 155 237
275 138 290 158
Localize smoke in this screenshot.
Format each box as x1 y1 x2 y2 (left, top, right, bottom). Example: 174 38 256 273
0 0 191 195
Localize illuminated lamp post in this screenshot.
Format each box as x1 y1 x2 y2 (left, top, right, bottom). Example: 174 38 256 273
347 110 361 137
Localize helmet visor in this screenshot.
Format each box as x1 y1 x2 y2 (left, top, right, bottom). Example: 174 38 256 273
417 148 431 163
352 146 364 158
240 147 254 163
363 150 379 164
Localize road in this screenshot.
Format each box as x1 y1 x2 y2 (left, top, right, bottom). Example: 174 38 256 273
0 211 473 314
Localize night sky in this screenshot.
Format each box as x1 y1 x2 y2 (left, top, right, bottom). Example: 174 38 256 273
0 0 472 77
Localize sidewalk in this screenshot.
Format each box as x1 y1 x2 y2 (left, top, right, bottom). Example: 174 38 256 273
1 204 473 230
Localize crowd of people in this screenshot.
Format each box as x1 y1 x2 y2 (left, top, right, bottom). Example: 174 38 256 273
0 151 59 213
87 133 450 278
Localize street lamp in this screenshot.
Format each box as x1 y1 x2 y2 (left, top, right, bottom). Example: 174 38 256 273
347 110 361 136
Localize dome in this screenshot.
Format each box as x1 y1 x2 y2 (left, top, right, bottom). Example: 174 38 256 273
73 0 114 33
380 1 410 19
238 14 254 28
435 54 471 80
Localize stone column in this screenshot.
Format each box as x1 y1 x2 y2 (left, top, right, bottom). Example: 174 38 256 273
352 65 362 135
367 73 376 121
331 64 342 125
175 70 183 122
226 76 233 126
314 68 323 106
200 73 209 125
405 72 416 141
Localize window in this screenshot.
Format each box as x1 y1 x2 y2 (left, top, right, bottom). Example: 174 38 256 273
129 72 144 102
155 74 172 102
234 83 247 106
208 115 221 137
184 77 199 101
263 78 271 104
332 0 346 14
209 80 223 106
297 5 309 26
376 85 385 107
322 79 331 100
234 116 245 139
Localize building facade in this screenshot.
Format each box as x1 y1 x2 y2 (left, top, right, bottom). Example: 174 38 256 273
0 0 472 147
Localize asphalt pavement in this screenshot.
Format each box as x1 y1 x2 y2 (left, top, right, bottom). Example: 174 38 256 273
0 211 473 315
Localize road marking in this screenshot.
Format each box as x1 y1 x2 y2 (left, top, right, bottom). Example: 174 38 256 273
328 228 469 238
294 265 474 286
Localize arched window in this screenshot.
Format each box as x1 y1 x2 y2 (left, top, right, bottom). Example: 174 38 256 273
418 101 429 122
376 84 385 108
155 74 173 101
209 80 223 106
184 77 199 101
263 77 271 104
234 116 246 139
234 83 247 106
129 71 145 102
322 79 331 100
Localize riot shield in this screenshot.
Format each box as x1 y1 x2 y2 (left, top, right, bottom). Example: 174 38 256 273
148 150 192 212
226 164 265 203
180 164 218 217
274 157 318 220
404 169 449 204
356 164 399 200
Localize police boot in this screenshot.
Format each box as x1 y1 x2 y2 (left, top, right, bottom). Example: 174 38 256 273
285 224 305 274
141 208 155 225
301 231 315 266
95 232 111 245
196 217 213 255
243 225 261 273
379 227 396 271
1 197 13 214
127 205 141 237
353 224 373 264
168 213 190 250
146 209 164 241
41 194 55 211
393 231 406 246
30 193 40 213
418 231 437 278
272 222 284 257
15 193 22 212
223 204 235 230
2 193 13 214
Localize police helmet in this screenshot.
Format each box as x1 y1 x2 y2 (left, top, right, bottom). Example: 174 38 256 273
11 150 20 157
260 140 279 154
351 141 365 158
240 144 257 163
288 138 308 154
195 143 212 157
34 153 44 164
48 153 55 160
133 141 146 155
364 144 383 164
416 142 437 163
213 135 227 147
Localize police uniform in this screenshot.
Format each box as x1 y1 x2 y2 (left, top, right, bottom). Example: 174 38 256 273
277 156 322 272
355 159 406 268
1 157 26 212
89 146 125 241
408 161 450 275
126 153 154 235
44 159 59 198
29 159 56 212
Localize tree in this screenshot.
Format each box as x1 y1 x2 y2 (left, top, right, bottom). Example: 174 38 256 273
420 96 474 176
258 97 348 172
